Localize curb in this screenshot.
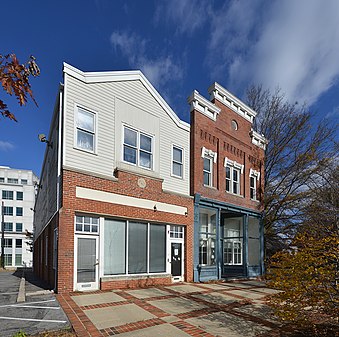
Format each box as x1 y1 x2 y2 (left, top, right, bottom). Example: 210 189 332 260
16 269 26 303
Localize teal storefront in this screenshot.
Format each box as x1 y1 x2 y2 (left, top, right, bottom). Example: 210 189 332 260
193 194 264 282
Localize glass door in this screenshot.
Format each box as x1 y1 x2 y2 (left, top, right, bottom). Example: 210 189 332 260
75 236 99 291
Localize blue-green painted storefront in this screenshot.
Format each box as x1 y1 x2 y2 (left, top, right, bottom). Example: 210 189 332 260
193 194 264 282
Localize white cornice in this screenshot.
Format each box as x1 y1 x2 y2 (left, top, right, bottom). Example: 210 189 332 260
63 63 190 131
208 82 257 123
250 129 268 150
187 90 221 121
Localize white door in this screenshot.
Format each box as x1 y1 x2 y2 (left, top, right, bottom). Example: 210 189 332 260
75 235 99 291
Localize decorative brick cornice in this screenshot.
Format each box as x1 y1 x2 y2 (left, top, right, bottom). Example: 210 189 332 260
208 82 257 123
187 90 221 121
250 129 268 150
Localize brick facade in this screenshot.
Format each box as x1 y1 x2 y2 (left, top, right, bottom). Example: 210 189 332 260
55 169 193 293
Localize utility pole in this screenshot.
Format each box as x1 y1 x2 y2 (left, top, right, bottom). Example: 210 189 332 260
1 201 4 269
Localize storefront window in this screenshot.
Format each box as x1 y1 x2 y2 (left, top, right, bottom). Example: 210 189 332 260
248 216 260 266
199 209 216 266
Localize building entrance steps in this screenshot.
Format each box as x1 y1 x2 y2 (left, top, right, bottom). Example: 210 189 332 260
57 281 282 337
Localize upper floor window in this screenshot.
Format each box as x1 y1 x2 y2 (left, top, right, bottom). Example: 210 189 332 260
8 178 18 184
123 126 153 170
16 223 23 232
201 147 217 187
17 191 23 201
16 207 23 216
2 190 13 200
203 157 212 186
21 179 27 185
226 165 240 195
172 145 183 178
76 107 96 152
4 206 13 216
250 169 260 201
0 177 4 183
224 158 244 195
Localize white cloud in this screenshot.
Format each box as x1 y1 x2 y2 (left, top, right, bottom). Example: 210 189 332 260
154 0 210 35
207 0 339 106
0 141 14 151
326 106 339 119
110 31 183 89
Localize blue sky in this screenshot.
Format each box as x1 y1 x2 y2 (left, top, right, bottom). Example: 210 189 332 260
1 0 338 177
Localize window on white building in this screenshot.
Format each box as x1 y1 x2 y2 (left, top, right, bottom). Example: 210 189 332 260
172 146 183 178
16 223 23 232
4 222 13 231
0 177 4 183
4 206 13 216
16 207 23 216
123 126 153 169
2 190 13 200
76 107 96 152
16 191 23 201
21 179 27 185
7 178 18 184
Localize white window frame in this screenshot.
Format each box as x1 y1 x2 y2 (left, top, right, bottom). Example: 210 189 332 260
74 105 97 153
171 145 184 179
75 215 100 234
249 169 260 201
224 157 244 195
201 147 217 187
16 191 23 201
122 125 153 170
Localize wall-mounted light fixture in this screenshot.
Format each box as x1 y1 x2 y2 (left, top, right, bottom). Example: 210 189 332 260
38 134 53 148
30 207 36 212
153 205 157 212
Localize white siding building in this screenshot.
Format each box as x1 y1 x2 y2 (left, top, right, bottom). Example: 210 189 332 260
0 166 39 268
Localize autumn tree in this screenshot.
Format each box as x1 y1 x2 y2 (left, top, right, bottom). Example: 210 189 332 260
267 160 339 328
0 54 40 121
246 86 336 257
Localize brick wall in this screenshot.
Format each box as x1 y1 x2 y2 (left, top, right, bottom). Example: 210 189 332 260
191 100 265 211
57 168 194 293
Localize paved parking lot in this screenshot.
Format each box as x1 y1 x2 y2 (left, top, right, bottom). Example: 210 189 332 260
57 280 282 337
0 269 70 337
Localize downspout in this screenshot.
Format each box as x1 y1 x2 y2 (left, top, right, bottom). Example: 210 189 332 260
55 85 63 292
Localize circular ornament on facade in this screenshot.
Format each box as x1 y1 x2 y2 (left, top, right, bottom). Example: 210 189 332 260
231 120 238 130
138 178 146 188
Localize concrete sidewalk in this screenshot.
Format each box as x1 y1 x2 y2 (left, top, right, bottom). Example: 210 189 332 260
57 280 282 337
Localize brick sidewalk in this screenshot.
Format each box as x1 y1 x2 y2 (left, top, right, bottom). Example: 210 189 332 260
57 281 282 337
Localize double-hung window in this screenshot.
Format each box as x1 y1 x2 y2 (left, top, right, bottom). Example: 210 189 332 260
202 147 217 187
249 169 260 201
225 158 243 195
4 222 13 231
16 207 23 216
8 178 18 184
17 191 23 201
2 190 13 200
203 158 212 186
172 146 183 178
123 126 153 169
76 107 96 152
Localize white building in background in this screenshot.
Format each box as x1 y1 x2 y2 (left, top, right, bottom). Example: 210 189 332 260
0 166 39 268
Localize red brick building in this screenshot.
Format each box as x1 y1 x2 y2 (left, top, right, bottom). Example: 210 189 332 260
33 64 193 293
188 83 267 281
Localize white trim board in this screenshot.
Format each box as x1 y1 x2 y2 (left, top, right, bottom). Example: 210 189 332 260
76 186 187 215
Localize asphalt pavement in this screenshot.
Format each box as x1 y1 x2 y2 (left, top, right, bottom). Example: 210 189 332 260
0 268 70 337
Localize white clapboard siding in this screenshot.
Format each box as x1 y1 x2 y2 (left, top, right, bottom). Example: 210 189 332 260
63 72 190 196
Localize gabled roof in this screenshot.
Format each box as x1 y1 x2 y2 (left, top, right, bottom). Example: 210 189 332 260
63 63 190 131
